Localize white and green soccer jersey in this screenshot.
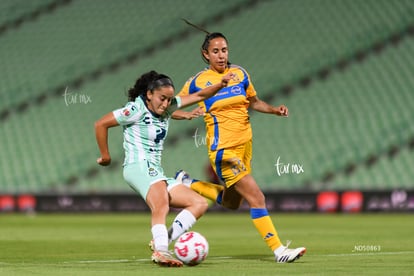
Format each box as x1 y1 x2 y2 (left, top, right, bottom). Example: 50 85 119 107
113 95 182 166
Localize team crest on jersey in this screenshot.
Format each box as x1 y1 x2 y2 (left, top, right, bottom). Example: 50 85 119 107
148 167 158 177
232 74 240 82
205 81 213 87
122 108 131 117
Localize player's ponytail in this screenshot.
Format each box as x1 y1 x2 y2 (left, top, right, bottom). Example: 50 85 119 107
128 71 174 102
182 18 209 35
182 19 229 65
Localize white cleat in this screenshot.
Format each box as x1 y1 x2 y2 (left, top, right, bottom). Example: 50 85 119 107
175 170 193 187
275 241 306 263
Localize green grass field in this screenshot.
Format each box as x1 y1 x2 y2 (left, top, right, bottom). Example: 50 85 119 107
0 212 413 275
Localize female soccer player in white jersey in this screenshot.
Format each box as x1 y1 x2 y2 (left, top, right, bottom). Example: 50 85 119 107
95 70 233 267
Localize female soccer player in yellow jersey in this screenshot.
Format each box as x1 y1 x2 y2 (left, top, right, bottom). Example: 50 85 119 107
173 25 306 263
95 70 233 267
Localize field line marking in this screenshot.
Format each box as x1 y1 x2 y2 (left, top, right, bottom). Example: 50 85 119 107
21 251 414 265
66 259 131 264
63 251 414 264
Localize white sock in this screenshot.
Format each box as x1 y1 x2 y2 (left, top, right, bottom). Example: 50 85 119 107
151 224 169 252
169 209 197 242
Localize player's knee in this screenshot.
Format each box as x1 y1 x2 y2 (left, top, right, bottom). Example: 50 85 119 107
188 197 209 217
196 197 209 213
151 204 169 217
188 193 209 211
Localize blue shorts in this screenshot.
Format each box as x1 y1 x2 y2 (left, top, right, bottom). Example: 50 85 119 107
123 161 180 200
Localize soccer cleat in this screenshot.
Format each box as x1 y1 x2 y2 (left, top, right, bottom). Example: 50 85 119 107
151 250 183 267
149 239 155 252
275 241 306 263
175 170 193 187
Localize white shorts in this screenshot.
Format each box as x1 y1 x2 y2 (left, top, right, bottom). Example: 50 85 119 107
123 161 180 200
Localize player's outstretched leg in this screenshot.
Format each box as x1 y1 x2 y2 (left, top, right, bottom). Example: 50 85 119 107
175 170 224 203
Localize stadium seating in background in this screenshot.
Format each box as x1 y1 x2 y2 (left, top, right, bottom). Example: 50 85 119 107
0 0 413 194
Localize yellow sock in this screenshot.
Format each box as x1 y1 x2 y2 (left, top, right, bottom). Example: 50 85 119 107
190 181 224 202
251 208 282 251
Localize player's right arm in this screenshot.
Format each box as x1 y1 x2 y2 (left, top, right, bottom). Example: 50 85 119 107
94 112 119 166
172 76 198 120
172 106 204 120
172 73 233 119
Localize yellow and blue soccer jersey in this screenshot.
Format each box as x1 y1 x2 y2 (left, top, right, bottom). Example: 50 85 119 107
178 65 256 150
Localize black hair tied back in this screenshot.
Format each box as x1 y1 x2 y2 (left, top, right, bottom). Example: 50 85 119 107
127 71 174 102
182 18 210 34
182 18 229 64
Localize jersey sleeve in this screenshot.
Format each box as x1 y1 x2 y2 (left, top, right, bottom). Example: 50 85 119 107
113 102 142 125
164 96 182 117
177 76 194 97
244 71 257 98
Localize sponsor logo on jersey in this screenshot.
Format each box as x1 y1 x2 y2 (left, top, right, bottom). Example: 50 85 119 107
231 85 242 94
148 167 158 177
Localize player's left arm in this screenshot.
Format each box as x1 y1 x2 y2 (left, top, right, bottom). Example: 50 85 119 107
248 95 288 117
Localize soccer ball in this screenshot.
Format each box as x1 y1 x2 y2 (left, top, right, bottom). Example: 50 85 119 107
174 231 209 266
